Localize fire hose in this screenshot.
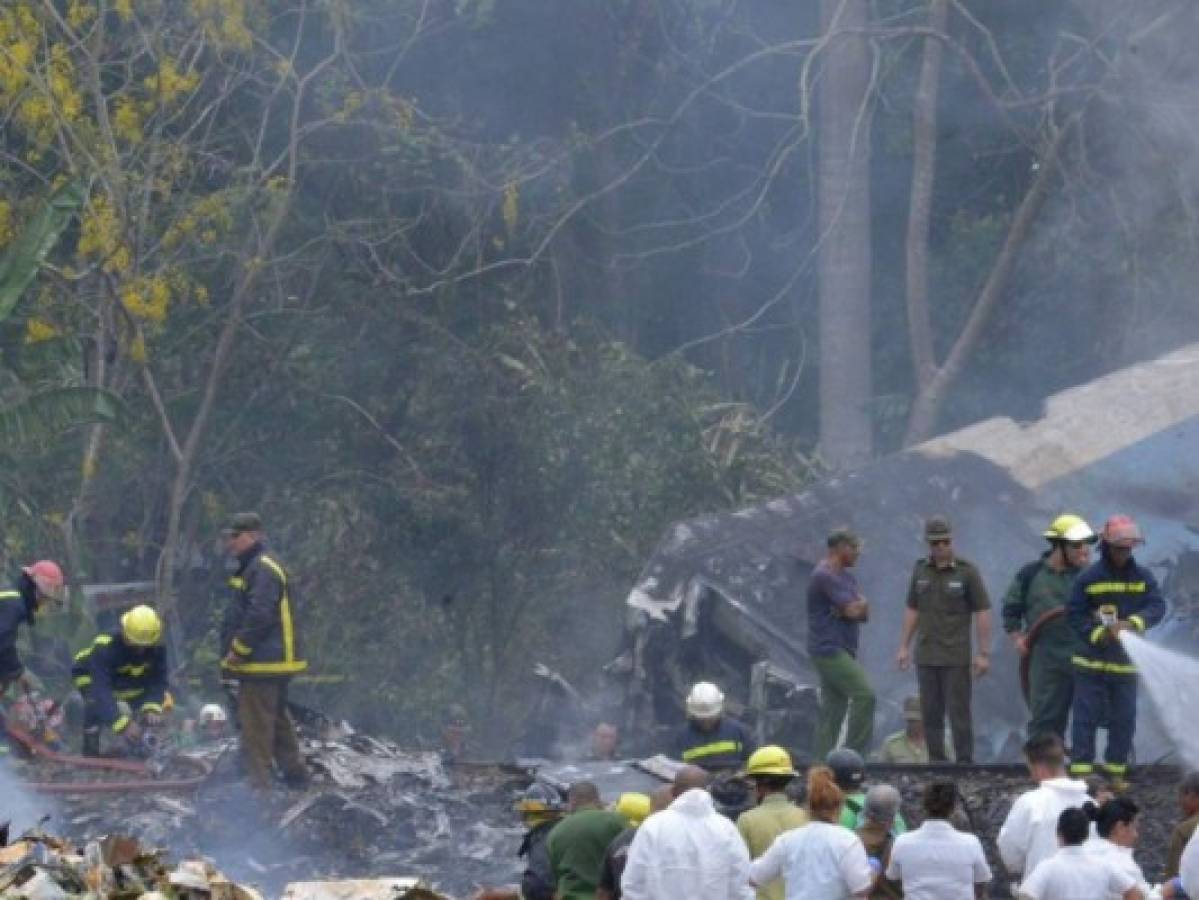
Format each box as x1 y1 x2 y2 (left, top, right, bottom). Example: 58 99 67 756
1019 607 1065 703
4 721 211 794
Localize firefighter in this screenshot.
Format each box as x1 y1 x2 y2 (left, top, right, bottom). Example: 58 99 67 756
671 681 755 771
473 782 565 900
219 512 309 791
1067 514 1165 781
72 605 168 757
0 561 66 694
1002 514 1097 741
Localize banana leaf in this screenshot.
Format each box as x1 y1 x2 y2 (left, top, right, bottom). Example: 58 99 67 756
0 180 87 321
0 386 126 446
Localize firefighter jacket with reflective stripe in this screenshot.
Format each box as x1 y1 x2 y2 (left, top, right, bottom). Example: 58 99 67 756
221 544 307 678
71 630 168 730
672 716 755 769
0 577 37 680
1067 551 1165 676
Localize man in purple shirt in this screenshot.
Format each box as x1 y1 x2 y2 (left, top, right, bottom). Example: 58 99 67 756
807 528 875 758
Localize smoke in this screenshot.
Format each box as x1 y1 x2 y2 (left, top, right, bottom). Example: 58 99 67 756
0 757 56 836
1120 632 1199 768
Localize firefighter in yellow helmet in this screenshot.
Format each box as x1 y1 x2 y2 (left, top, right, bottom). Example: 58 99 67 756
736 746 808 900
1001 514 1097 742
71 605 168 757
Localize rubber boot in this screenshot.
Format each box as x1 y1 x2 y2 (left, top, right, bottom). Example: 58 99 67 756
82 726 101 757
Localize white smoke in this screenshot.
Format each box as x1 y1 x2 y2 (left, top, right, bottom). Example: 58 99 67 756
0 757 54 835
1121 632 1199 769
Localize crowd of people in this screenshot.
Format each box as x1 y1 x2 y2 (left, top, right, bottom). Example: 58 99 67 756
477 733 1199 899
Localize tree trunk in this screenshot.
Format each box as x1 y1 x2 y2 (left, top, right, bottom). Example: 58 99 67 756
904 0 950 395
903 123 1072 445
817 0 875 468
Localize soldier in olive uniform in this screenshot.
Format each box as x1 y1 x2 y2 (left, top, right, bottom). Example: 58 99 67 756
895 516 992 763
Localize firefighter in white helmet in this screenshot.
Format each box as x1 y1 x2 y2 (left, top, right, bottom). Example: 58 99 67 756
671 681 755 771
199 703 230 740
1001 514 1097 742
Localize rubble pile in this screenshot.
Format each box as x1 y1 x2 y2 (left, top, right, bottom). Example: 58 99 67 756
25 722 529 898
0 828 264 899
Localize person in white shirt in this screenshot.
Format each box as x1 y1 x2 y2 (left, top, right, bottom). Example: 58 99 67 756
1017 807 1142 900
887 780 991 900
998 733 1090 880
749 765 873 900
1084 797 1150 899
621 765 755 900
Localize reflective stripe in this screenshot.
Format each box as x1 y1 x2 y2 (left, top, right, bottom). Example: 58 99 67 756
74 647 93 663
139 703 163 714
229 576 246 590
1089 626 1107 645
1072 655 1137 674
95 634 114 645
74 675 92 688
681 740 742 762
1102 762 1128 775
231 638 252 656
1069 762 1095 775
280 597 296 664
112 715 130 733
115 688 145 701
1085 582 1147 595
117 663 149 677
0 590 21 601
1128 615 1146 633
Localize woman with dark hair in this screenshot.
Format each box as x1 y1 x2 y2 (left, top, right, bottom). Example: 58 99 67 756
749 766 873 900
1085 798 1149 899
1017 806 1143 900
885 780 991 899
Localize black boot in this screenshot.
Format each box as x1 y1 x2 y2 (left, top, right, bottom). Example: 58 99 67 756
82 727 101 757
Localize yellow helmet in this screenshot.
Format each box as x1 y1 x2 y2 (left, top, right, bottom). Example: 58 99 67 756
120 605 163 647
743 745 798 778
1043 514 1097 544
614 792 651 826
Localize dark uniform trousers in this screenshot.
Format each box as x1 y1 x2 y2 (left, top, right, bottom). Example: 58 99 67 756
238 679 307 791
916 664 973 763
1071 672 1137 772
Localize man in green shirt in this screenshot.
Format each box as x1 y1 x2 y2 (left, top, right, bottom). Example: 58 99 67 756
1001 513 1096 742
546 781 627 900
736 746 809 900
895 515 992 763
875 696 949 764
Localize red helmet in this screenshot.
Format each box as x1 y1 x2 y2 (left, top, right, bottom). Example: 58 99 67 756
23 560 65 602
1101 515 1143 549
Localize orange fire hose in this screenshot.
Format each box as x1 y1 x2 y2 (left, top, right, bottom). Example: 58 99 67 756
1019 607 1066 703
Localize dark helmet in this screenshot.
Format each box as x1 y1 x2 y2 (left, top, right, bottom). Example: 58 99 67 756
826 748 866 791
515 781 565 816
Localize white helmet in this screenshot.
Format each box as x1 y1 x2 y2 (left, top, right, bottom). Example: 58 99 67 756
199 703 228 725
686 681 724 719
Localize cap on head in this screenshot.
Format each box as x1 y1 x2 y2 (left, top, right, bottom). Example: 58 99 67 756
827 527 861 549
924 515 952 541
902 696 922 721
1102 514 1143 549
23 560 65 603
826 747 866 790
685 681 724 719
614 792 651 826
1043 514 1097 544
223 511 263 537
120 604 163 647
743 745 798 779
